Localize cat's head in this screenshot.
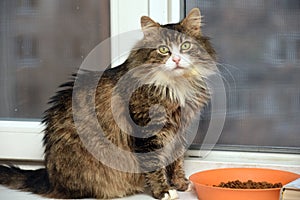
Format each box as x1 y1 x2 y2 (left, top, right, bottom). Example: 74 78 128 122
127 8 216 80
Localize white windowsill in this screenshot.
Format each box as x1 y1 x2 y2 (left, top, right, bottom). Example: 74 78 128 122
0 121 44 161
0 156 299 200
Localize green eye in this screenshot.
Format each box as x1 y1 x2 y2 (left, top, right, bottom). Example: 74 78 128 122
181 41 191 50
158 45 170 55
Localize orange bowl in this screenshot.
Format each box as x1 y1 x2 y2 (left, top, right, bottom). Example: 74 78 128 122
189 168 300 200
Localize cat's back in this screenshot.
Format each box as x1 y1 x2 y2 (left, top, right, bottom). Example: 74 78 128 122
42 64 129 145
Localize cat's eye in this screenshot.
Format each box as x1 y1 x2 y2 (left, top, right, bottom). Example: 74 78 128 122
181 41 191 51
158 45 170 55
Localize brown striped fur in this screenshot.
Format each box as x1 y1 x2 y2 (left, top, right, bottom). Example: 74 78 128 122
0 8 216 199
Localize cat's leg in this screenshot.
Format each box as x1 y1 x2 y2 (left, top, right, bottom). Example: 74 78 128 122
167 156 191 191
145 168 179 200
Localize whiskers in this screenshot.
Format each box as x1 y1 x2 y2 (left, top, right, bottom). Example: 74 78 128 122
191 61 240 105
214 62 241 94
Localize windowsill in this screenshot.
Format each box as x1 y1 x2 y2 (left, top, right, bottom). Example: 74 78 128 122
0 152 299 199
0 186 197 200
186 150 300 173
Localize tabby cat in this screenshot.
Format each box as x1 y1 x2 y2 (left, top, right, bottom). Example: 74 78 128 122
0 8 216 199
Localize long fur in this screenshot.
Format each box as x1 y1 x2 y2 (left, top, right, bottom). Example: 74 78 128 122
0 165 50 195
0 8 217 199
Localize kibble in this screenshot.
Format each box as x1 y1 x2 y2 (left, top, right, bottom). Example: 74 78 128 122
213 180 283 189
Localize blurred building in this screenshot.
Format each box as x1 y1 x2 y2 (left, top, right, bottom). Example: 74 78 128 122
0 0 110 118
187 0 300 148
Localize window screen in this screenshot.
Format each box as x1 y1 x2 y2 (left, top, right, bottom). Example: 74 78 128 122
0 0 110 119
186 0 300 152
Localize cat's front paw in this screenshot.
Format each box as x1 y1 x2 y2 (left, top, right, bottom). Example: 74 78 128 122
160 189 179 200
185 182 194 192
171 177 190 191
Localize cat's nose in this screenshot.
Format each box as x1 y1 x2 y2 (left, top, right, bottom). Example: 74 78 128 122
172 55 181 64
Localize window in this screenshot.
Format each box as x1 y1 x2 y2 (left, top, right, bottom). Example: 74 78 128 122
17 0 38 14
16 35 38 60
186 0 300 153
0 0 110 119
266 34 300 64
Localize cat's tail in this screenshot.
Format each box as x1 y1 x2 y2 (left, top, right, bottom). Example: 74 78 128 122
0 165 51 195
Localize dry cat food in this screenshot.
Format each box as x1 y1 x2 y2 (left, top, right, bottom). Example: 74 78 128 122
213 180 283 189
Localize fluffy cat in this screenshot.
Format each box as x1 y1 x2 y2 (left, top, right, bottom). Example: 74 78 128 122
0 8 216 199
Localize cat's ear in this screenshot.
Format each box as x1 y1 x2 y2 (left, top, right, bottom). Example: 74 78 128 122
181 8 202 36
141 16 160 37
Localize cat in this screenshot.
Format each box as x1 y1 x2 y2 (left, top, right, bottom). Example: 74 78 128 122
0 8 216 200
